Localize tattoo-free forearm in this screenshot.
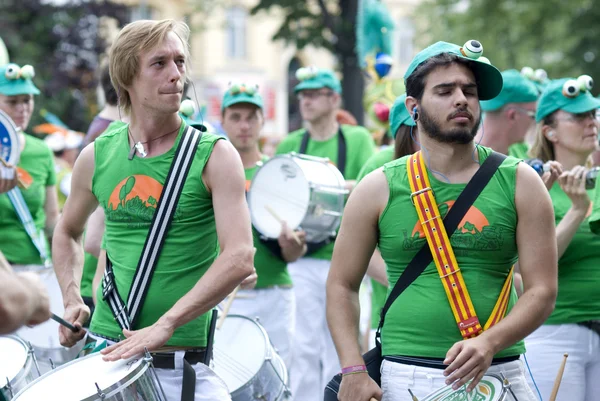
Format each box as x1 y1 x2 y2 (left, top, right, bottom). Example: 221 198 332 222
52 221 85 305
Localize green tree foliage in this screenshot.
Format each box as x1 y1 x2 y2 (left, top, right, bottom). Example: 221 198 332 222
251 0 366 125
0 0 129 131
415 0 599 96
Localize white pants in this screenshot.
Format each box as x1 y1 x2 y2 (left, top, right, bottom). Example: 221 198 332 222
226 286 295 370
289 257 340 401
381 359 537 401
88 335 231 401
525 324 600 401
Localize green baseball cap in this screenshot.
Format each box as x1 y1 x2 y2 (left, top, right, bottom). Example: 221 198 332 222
480 69 539 111
389 94 416 139
536 76 600 122
221 83 264 111
0 63 40 96
294 67 342 94
404 40 503 101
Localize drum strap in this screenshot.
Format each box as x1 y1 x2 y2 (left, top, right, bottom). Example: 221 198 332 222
406 151 514 339
6 188 51 267
299 126 347 176
102 125 203 330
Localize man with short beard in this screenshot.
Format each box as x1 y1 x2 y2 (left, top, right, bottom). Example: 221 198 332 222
326 41 558 401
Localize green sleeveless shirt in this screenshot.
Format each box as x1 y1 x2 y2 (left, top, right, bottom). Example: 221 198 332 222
379 146 524 358
245 157 293 288
90 123 222 347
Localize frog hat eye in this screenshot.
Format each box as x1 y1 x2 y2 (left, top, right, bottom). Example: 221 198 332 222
460 40 483 59
5 63 20 79
562 79 580 98
577 75 593 92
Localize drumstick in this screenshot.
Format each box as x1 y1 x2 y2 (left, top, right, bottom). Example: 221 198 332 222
548 353 568 401
264 205 302 246
216 285 240 330
51 312 80 332
0 157 26 189
0 250 12 272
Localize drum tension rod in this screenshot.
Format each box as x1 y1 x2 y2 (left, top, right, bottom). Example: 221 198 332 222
49 358 56 370
95 382 106 399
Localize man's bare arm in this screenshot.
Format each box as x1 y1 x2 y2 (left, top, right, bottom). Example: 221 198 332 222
53 145 99 345
366 248 388 287
326 170 388 401
44 185 59 238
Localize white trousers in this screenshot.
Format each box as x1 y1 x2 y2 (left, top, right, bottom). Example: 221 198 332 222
288 257 340 401
525 323 600 401
381 359 537 401
88 335 231 401
226 286 295 371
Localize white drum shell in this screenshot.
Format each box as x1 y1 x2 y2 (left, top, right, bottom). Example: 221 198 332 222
0 336 38 400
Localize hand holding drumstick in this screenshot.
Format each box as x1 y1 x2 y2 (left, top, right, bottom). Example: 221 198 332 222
265 205 307 262
0 157 21 193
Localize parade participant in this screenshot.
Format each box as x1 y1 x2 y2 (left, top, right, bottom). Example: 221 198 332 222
0 251 51 334
220 83 306 369
53 19 255 400
525 76 600 401
81 63 123 148
326 40 557 401
476 69 539 156
275 66 376 401
0 62 58 268
356 94 418 349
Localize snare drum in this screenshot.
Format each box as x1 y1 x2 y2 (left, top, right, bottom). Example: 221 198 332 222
12 352 167 401
421 374 514 401
213 315 290 401
0 109 20 165
0 336 39 400
15 267 85 372
248 153 347 244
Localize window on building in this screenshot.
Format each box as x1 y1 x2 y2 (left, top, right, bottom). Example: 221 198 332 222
395 17 415 64
226 7 247 59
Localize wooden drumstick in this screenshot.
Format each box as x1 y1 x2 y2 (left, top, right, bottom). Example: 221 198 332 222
548 353 569 401
0 250 12 272
264 205 302 246
0 157 26 189
216 285 240 330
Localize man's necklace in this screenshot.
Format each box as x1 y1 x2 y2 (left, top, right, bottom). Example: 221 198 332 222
128 120 182 160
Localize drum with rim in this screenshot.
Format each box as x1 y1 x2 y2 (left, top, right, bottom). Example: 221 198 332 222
213 314 290 401
421 374 516 401
15 267 86 372
12 351 167 401
0 109 20 166
248 153 347 244
0 336 40 400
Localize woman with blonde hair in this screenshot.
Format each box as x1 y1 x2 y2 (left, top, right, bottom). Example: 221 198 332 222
525 76 600 401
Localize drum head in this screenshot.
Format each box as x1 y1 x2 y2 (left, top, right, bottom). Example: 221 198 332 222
213 315 269 392
0 109 20 165
248 156 309 239
421 374 505 401
0 336 29 385
13 353 145 401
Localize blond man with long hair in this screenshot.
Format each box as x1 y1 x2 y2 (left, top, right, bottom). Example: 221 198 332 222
53 19 257 400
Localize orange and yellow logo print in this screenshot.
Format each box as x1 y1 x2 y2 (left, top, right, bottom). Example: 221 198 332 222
412 200 489 239
106 175 168 225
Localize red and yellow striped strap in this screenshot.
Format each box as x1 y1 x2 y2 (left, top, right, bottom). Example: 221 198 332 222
407 152 513 339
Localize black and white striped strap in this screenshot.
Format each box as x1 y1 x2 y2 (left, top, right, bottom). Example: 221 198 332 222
104 125 202 331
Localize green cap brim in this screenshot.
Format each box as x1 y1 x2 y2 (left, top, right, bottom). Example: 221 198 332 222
294 80 340 93
221 95 263 111
0 80 40 96
560 95 600 115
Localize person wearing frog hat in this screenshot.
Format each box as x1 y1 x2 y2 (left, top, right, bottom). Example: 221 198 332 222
275 66 376 401
476 69 539 156
220 82 307 371
525 76 600 401
0 62 59 269
326 39 557 401
355 94 419 350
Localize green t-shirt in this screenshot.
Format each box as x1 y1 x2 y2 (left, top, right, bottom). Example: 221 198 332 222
545 183 600 324
275 124 376 260
0 134 56 264
80 251 98 298
507 142 529 159
245 158 292 288
90 123 222 347
379 146 523 358
357 147 395 329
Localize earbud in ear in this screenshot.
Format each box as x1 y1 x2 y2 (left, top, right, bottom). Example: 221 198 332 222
547 131 555 138
412 106 419 122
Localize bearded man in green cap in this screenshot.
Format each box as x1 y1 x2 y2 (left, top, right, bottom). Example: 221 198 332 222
476 69 539 156
327 40 557 401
